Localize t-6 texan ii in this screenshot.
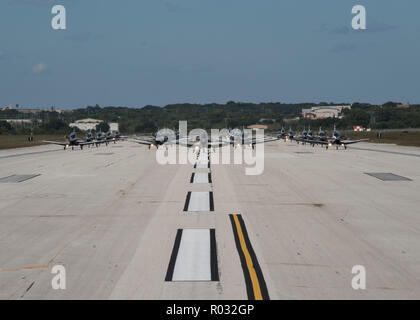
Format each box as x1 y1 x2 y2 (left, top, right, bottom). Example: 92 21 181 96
311 126 369 150
128 129 189 149
224 128 279 148
42 130 97 150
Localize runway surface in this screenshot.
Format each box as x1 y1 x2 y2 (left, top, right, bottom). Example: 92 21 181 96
0 140 419 299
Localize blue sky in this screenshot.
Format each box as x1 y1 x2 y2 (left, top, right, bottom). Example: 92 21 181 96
0 0 419 109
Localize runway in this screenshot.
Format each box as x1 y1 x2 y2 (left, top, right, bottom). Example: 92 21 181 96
0 140 419 299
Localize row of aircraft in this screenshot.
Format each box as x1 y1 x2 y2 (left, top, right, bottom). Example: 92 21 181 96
43 130 123 150
43 127 276 151
43 125 368 151
277 126 369 149
127 128 278 149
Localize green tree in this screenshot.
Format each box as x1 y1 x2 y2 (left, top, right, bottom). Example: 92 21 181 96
96 122 110 132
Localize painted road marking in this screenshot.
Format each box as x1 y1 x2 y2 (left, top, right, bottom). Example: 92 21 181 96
365 172 412 181
194 161 210 169
229 214 270 300
190 172 212 184
183 192 214 211
194 160 210 169
198 153 208 161
165 229 219 281
0 174 41 183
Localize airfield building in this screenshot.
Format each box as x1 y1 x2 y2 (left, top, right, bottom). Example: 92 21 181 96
302 105 351 119
69 118 119 132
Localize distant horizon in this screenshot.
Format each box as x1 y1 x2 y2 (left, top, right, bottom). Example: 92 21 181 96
1 100 413 111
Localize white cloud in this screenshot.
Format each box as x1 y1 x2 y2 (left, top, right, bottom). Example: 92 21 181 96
32 62 47 74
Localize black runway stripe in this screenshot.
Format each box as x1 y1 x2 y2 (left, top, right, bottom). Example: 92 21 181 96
165 229 183 281
209 192 214 211
210 229 219 281
183 192 191 211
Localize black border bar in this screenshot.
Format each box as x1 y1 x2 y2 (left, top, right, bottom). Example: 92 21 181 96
165 229 183 281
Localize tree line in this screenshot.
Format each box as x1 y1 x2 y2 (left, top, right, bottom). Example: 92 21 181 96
1 101 419 135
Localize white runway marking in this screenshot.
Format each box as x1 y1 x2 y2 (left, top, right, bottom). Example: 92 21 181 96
198 154 208 161
165 229 219 282
191 173 210 184
195 159 209 169
184 192 214 212
172 229 212 281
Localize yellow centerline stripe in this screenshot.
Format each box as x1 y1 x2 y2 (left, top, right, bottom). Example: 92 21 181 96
233 214 263 300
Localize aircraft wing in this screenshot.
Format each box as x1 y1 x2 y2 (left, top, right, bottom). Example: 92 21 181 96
127 138 155 146
178 139 210 148
165 139 185 146
207 140 231 148
177 137 193 147
249 137 279 144
310 139 329 145
294 136 309 142
132 135 154 140
224 136 279 146
342 139 370 145
177 136 228 148
93 140 109 145
42 140 68 146
79 141 96 146
116 135 130 141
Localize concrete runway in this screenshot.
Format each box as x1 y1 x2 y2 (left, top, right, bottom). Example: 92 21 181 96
0 140 419 299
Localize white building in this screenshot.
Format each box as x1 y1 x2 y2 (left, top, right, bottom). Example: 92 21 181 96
302 105 351 119
69 118 119 131
1 104 14 111
109 122 119 132
5 119 39 125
